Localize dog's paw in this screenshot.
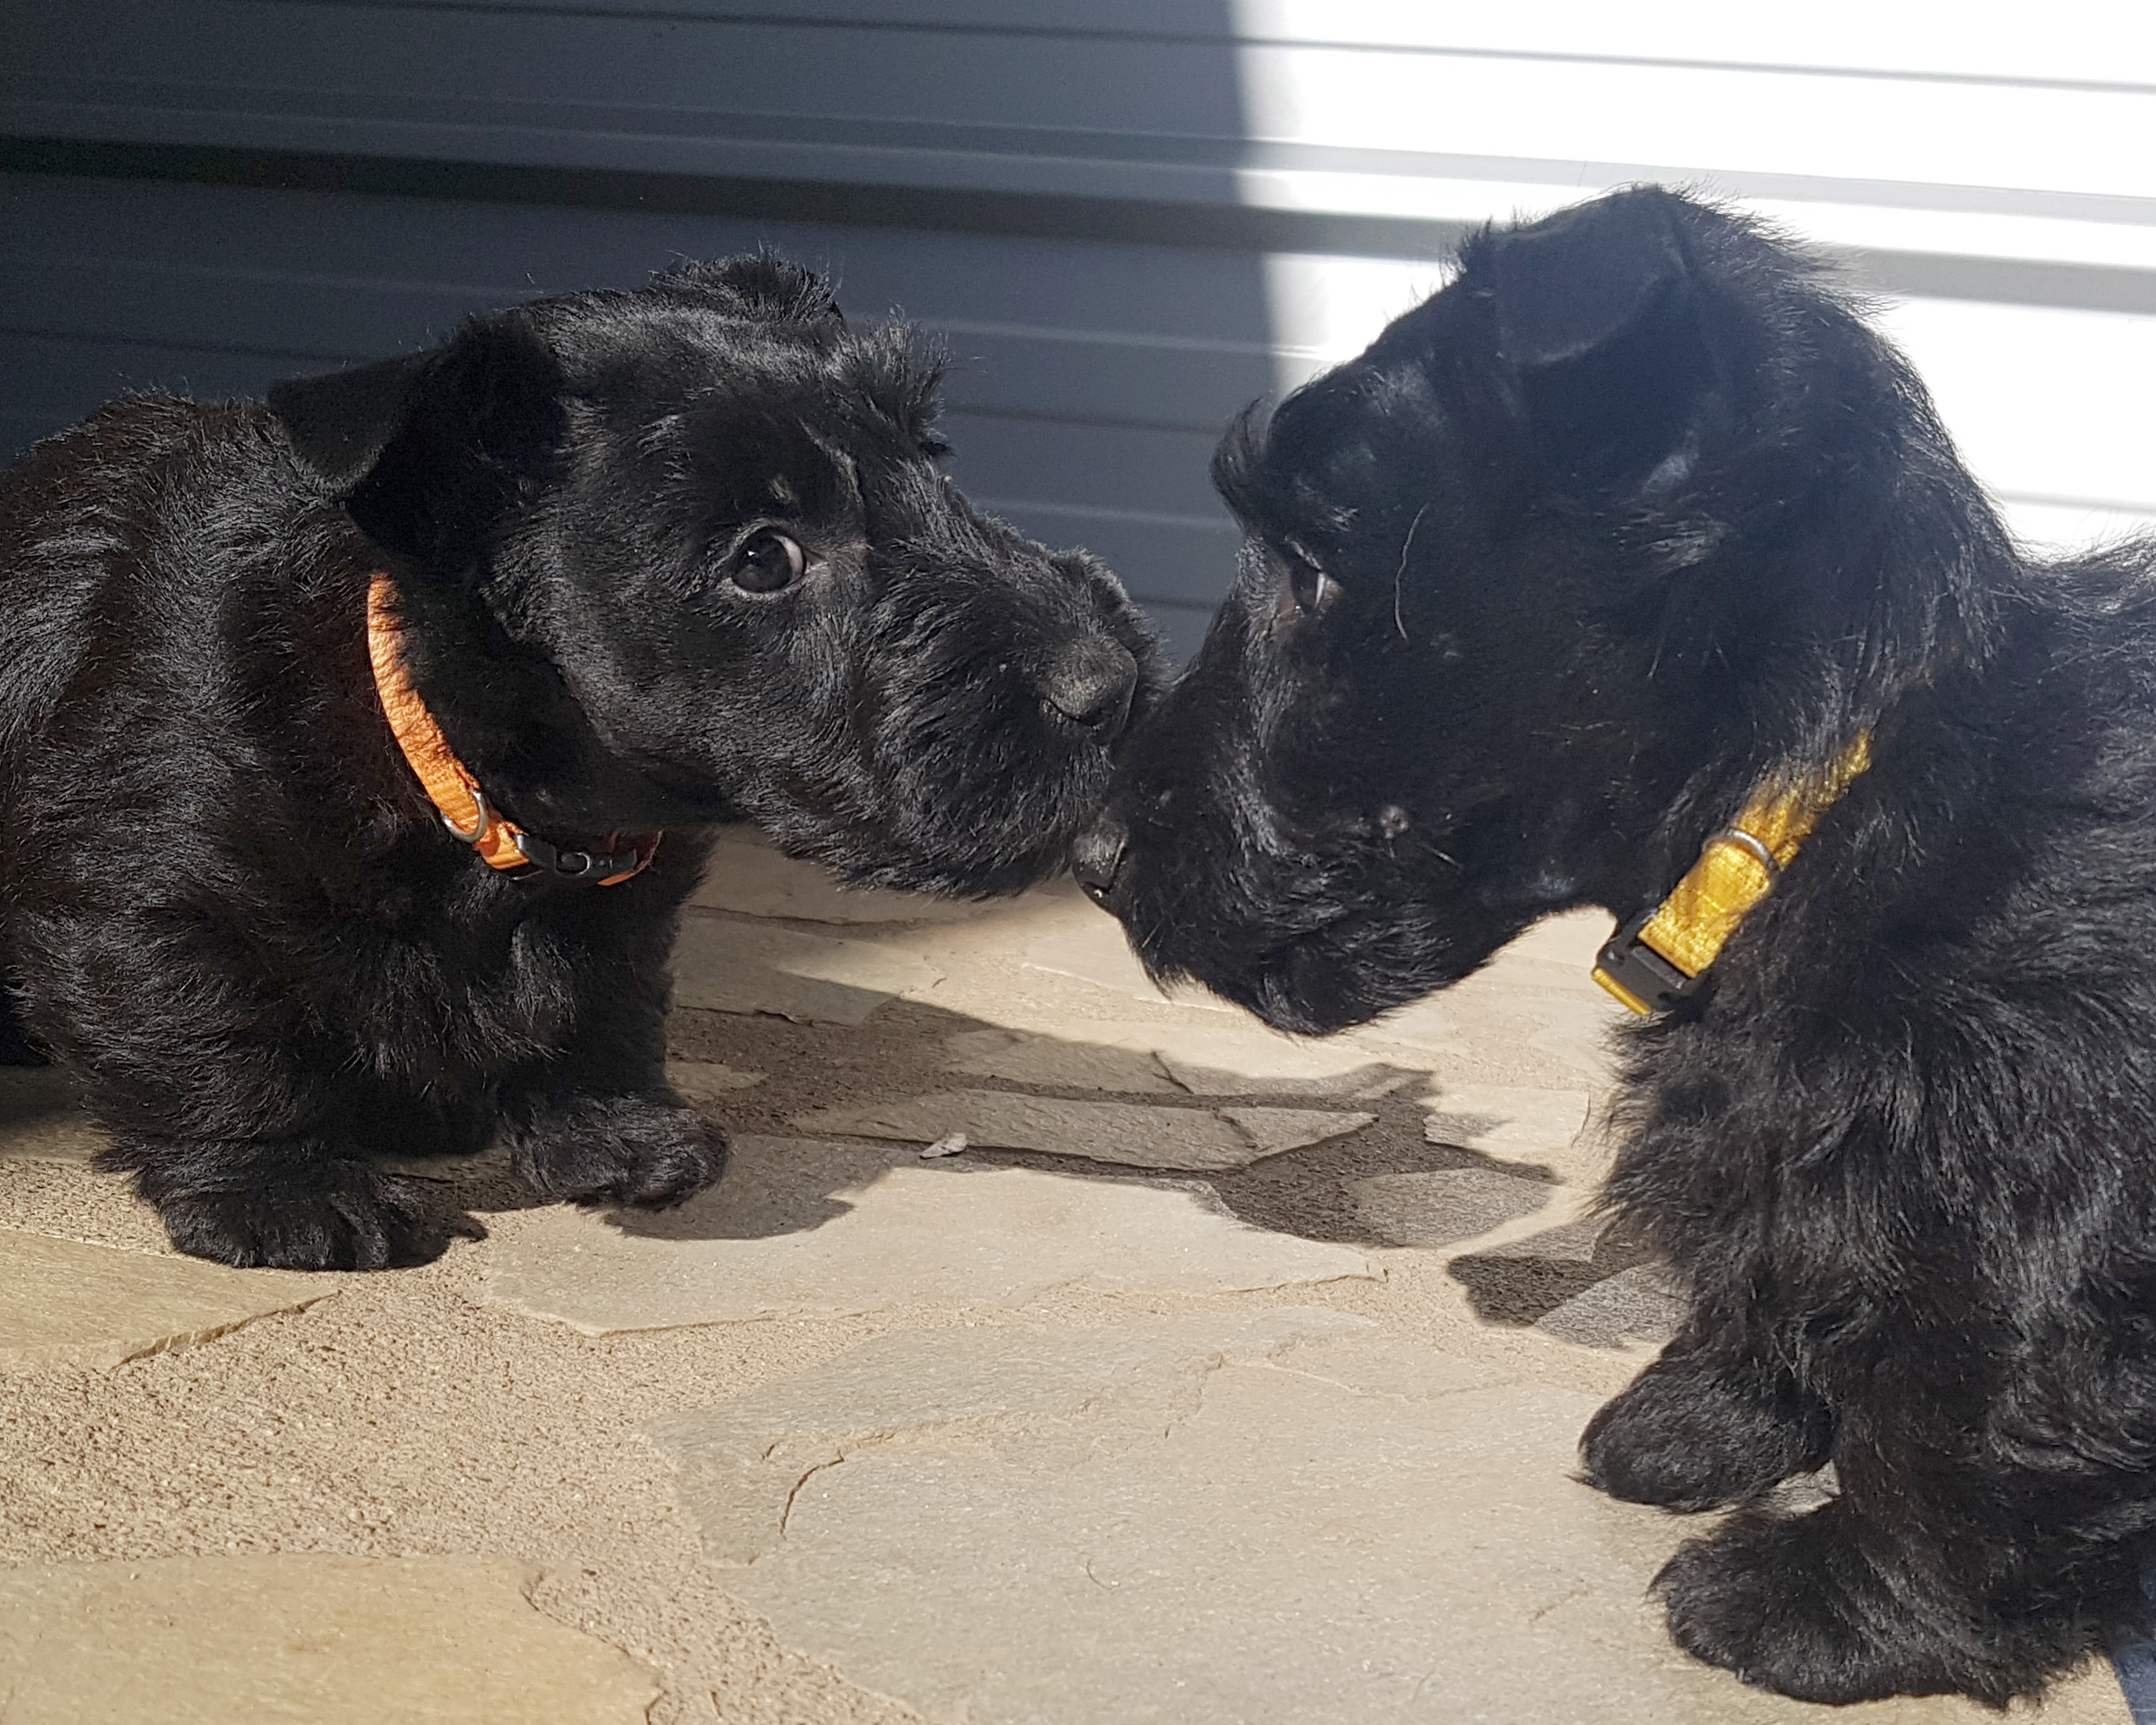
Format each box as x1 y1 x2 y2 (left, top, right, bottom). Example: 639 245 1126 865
1655 1503 2011 1705
103 1139 469 1271
1581 1350 1830 1511
510 1093 730 1209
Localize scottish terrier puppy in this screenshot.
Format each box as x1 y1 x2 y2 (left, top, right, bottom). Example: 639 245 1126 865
0 255 1156 1271
1077 186 2156 1703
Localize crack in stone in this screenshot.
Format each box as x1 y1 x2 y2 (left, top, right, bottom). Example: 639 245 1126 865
1248 1358 1500 1406
776 1455 848 1545
1526 1585 1590 1624
111 1297 339 1367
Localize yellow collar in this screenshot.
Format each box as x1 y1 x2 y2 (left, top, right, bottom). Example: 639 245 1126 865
1593 732 1872 1014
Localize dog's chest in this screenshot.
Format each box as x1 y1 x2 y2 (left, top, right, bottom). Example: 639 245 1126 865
342 899 601 1092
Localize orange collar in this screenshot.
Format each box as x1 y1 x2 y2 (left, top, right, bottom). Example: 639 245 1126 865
365 573 660 887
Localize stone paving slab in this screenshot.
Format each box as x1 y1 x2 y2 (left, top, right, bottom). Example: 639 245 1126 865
879 894 1627 1107
1149 1026 1416 1097
944 1023 1412 1100
1018 906 1238 1013
1424 1082 1589 1156
1349 1166 1555 1250
1346 911 1625 1076
791 1090 1376 1171
0 1067 101 1163
480 1135 1375 1332
943 1027 1183 1093
693 832 996 925
667 1057 767 1101
0 1229 341 1371
1424 1082 1597 1182
672 915 944 1024
656 1310 2055 1725
0 1556 658 1723
1536 1262 1691 1350
1448 1214 1673 1337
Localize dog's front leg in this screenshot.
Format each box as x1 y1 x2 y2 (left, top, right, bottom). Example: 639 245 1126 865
1581 1324 1832 1511
1647 1463 2133 1707
496 957 727 1211
103 1132 471 1271
503 1080 729 1209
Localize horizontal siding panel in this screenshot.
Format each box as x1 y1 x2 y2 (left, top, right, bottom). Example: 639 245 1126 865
8 8 2153 208
0 173 1280 433
10 3 2153 627
66 1 2156 87
1 8 1247 144
1875 298 2156 516
0 174 1277 346
0 256 1271 431
1231 48 2156 203
0 166 1263 647
937 413 1226 524
0 255 478 366
935 327 1267 431
10 8 2155 327
1 331 294 428
972 497 1238 611
1232 3 2156 86
2 328 1243 635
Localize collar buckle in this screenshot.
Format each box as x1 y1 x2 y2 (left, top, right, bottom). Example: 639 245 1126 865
507 828 656 886
1594 909 1703 1016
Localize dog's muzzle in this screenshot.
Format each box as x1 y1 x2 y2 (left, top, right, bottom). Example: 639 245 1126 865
1071 816 1129 909
1042 640 1139 739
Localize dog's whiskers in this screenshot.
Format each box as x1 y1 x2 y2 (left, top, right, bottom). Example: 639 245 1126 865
1393 503 1428 644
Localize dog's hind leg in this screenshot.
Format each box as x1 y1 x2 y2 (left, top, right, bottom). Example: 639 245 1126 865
1581 1325 1832 1511
0 978 47 1065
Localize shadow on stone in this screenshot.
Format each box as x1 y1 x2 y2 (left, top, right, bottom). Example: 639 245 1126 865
602 1135 891 1242
642 995 1562 1253
1449 1214 1662 1329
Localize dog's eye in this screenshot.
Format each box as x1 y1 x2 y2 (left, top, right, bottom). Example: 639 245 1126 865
1287 559 1332 618
727 529 806 595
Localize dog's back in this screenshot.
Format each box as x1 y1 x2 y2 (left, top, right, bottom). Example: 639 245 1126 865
0 395 288 776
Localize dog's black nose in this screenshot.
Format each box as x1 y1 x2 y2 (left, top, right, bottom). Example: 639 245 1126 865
1070 816 1128 910
1042 640 1138 738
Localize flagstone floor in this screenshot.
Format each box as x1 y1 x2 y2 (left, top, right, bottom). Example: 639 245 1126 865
0 834 2131 1723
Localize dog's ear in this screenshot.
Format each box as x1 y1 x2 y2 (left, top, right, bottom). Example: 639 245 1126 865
267 351 431 491
1485 191 1689 367
1477 190 1714 486
269 312 564 569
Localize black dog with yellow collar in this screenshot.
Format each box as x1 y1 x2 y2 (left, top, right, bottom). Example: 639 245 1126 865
1078 187 2156 1705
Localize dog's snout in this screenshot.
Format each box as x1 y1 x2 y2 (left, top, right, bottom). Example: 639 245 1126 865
1071 816 1129 910
1042 639 1138 738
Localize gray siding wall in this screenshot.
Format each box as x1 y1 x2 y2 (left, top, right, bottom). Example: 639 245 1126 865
5 3 2154 655
0 169 1270 656
2 0 1280 656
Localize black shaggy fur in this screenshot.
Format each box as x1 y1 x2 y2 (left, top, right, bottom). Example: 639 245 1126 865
1079 186 2156 1703
0 254 1158 1272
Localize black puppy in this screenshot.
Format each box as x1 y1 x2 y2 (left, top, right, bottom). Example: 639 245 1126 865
1078 186 2156 1704
0 255 1155 1272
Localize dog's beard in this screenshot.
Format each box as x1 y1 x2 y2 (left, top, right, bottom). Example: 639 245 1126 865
1134 891 1516 1035
736 688 1128 900
1112 729 1554 1032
